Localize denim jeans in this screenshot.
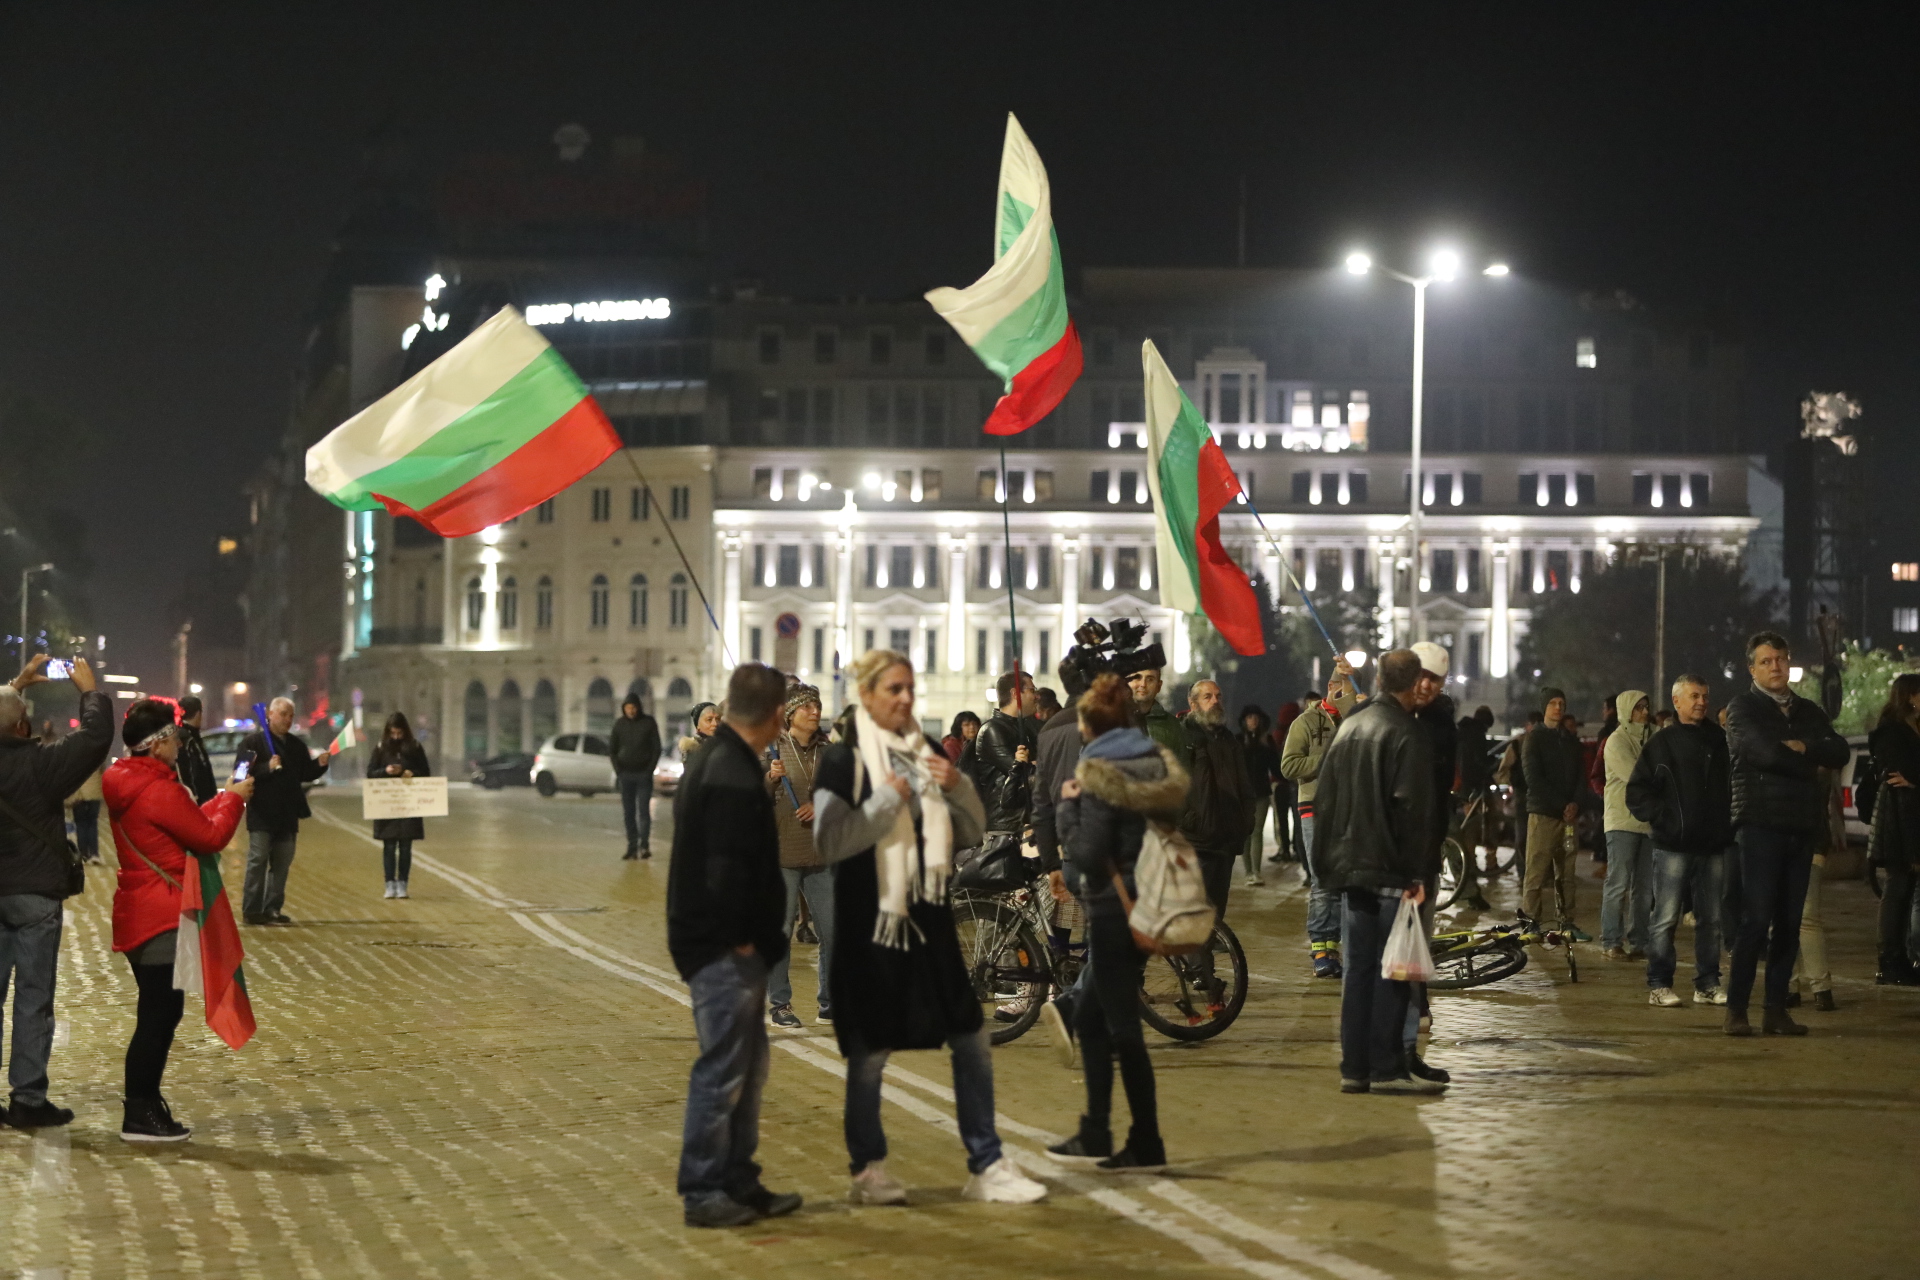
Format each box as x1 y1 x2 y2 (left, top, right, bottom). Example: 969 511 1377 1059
0 893 63 1106
1242 797 1272 876
677 950 771 1205
845 1026 1001 1175
243 830 298 920
618 773 654 850
1726 825 1814 1012
768 866 835 1011
381 839 413 882
1646 848 1725 992
1076 911 1161 1160
1601 830 1653 952
1339 887 1413 1082
1301 814 1342 947
71 800 101 861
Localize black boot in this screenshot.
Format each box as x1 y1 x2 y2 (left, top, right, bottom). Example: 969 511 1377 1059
1724 1008 1754 1037
1814 990 1838 1012
1762 1006 1808 1036
120 1096 191 1143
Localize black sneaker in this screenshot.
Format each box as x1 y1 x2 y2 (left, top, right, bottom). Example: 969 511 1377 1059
1340 1078 1370 1094
242 915 270 927
622 848 639 861
4 1099 74 1129
769 1004 803 1030
1046 1128 1112 1164
267 914 294 927
1407 1052 1452 1085
639 846 651 860
739 1185 803 1219
683 1194 759 1228
120 1097 191 1144
1094 1146 1167 1174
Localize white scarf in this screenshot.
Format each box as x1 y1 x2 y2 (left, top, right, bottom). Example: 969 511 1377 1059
853 704 952 949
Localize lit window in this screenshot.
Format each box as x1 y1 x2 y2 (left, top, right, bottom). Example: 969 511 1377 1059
1894 563 1920 582
1895 607 1920 634
1576 337 1597 369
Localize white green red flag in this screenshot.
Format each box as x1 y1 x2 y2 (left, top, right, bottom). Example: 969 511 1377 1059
305 307 621 537
173 852 255 1049
925 113 1083 436
1142 340 1264 656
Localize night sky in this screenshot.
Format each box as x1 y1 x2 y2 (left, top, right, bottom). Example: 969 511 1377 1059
2 5 1913 681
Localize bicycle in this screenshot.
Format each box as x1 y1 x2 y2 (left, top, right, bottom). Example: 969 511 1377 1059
951 877 1249 1044
1427 913 1580 990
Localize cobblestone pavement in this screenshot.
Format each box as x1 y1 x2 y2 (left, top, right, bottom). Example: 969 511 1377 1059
4 787 1917 1279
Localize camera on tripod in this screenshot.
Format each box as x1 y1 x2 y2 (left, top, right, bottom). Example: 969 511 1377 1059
1060 617 1166 691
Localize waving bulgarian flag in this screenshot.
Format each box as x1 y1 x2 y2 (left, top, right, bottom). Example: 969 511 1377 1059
174 851 255 1049
925 114 1083 436
306 307 621 537
1142 340 1265 656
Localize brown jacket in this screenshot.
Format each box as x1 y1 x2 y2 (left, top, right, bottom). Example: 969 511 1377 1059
764 729 827 868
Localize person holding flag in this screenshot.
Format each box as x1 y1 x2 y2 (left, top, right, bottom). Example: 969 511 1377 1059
105 699 255 1142
238 698 336 927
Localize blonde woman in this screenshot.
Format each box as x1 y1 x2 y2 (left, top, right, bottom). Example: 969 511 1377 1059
812 651 1047 1207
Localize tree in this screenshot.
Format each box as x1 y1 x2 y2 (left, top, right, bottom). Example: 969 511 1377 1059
1791 643 1918 736
1517 554 1780 716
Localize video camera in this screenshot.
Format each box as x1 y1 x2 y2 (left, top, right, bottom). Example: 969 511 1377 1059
1059 617 1166 693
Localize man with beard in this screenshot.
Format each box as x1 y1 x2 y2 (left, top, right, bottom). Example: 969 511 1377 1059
1180 679 1255 929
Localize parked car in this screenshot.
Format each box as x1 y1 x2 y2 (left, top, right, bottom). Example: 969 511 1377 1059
200 728 247 782
1839 733 1871 843
472 752 536 790
531 733 616 797
653 749 685 797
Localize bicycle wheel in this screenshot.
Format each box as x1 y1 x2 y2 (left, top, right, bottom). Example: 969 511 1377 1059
1139 922 1249 1041
950 893 1049 1044
1434 838 1468 910
1428 938 1530 990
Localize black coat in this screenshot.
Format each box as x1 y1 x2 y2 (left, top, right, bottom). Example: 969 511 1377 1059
1724 687 1849 835
1311 695 1434 893
1456 717 1494 791
1521 722 1584 816
1238 729 1281 794
1417 695 1458 850
1028 697 1083 873
1625 720 1732 854
817 733 984 1054
0 690 112 899
1867 721 1920 868
366 739 432 841
610 711 662 776
972 710 1037 833
1180 718 1254 855
240 730 329 835
175 723 218 805
665 722 787 980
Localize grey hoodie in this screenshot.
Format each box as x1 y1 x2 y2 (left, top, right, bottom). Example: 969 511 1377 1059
1602 689 1652 834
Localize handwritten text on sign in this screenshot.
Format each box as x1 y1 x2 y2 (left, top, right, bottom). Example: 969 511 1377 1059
362 776 450 821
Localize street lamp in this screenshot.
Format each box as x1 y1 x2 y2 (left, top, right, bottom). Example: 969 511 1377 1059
1343 249 1508 643
19 563 53 668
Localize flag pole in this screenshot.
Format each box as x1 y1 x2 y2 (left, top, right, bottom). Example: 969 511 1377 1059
997 444 1021 690
1237 493 1342 658
618 451 734 668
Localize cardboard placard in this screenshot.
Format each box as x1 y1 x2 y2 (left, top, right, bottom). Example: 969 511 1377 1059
362 776 449 821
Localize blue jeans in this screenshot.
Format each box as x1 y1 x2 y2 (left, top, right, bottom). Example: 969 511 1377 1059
71 800 101 861
243 830 298 920
618 773 654 850
845 1026 1001 1175
1302 814 1341 947
1727 825 1814 1012
677 950 772 1206
1601 830 1653 952
1339 888 1413 1081
1646 848 1725 992
769 867 835 1011
0 894 63 1106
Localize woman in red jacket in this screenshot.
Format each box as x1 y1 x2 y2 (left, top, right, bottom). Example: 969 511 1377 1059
104 699 252 1143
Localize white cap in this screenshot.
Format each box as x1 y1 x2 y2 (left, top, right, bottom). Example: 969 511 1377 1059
1410 641 1450 679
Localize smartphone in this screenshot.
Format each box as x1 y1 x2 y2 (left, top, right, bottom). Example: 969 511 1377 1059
43 659 72 680
232 759 251 782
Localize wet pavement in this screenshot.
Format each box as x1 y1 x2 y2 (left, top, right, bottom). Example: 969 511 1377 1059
3 785 1916 1279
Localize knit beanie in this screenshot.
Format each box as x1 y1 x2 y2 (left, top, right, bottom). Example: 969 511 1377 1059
1539 685 1567 711
784 683 821 725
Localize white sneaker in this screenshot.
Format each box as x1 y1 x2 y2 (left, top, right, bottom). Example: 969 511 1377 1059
383 881 397 899
1648 987 1684 1008
849 1160 909 1206
395 880 409 899
961 1157 1047 1204
1244 874 1261 887
1038 1000 1078 1070
1696 986 1729 1006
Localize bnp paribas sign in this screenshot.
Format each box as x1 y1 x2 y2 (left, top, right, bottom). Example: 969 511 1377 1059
524 299 672 326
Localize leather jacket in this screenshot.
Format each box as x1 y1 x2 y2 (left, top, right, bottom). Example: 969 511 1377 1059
1309 695 1434 893
972 709 1037 833
1179 717 1254 854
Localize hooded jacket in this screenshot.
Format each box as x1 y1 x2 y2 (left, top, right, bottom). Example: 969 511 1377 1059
105 754 246 953
1724 686 1849 834
1626 719 1732 854
1602 690 1653 834
610 699 662 775
1279 687 1361 808
1058 729 1189 918
1310 694 1434 893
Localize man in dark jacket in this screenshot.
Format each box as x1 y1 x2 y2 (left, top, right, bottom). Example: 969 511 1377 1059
1030 659 1092 1066
972 671 1038 834
611 692 663 860
1721 631 1849 1036
1521 686 1586 932
1180 679 1254 917
1456 705 1496 907
1237 706 1281 887
666 663 800 1228
239 697 336 927
174 695 218 805
1312 649 1437 1094
1627 673 1733 1008
0 656 111 1128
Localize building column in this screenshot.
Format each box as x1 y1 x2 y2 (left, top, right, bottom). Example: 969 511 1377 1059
1376 538 1397 649
834 497 857 678
947 537 968 672
1491 540 1511 678
1059 536 1081 658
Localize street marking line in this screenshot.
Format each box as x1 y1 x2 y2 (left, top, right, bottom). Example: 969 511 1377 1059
1149 1180 1396 1280
310 803 1382 1280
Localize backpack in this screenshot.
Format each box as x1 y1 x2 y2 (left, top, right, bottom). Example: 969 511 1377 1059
1114 820 1215 956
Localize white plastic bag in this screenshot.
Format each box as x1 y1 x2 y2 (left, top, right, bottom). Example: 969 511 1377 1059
1380 895 1434 983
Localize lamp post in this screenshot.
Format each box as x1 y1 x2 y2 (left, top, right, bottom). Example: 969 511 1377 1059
1344 251 1507 644
19 562 53 668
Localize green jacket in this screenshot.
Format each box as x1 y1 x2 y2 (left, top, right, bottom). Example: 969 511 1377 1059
1139 702 1190 769
1280 688 1362 807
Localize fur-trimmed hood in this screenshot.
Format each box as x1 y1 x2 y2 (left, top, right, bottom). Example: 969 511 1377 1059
1074 747 1188 819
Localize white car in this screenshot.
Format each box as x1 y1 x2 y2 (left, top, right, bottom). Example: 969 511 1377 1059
200 728 247 782
532 733 616 797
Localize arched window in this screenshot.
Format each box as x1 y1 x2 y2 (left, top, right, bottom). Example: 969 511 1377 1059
667 676 694 700
531 678 559 744
499 576 519 631
463 679 489 765
497 679 523 752
589 573 610 628
535 576 554 629
630 573 648 628
465 576 484 631
669 573 689 629
586 676 615 735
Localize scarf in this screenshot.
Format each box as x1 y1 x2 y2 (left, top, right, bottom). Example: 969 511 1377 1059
853 704 952 949
1754 681 1793 709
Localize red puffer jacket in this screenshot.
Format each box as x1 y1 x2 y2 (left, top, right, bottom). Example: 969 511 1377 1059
105 754 245 954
